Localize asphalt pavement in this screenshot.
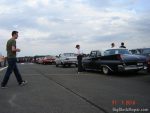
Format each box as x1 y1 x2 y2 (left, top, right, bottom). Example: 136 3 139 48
0 63 150 113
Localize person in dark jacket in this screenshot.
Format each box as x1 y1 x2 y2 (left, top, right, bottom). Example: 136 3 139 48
111 43 115 48
120 42 126 48
76 44 83 73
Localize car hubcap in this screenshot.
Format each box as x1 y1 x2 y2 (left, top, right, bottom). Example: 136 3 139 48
103 67 108 74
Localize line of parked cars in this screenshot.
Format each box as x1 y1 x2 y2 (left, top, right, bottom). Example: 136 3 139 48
35 55 56 65
34 48 150 75
0 56 5 67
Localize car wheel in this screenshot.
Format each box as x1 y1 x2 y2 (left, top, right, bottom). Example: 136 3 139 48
147 67 150 73
102 66 110 75
82 64 86 71
75 64 78 67
63 64 66 67
132 70 140 74
56 64 59 67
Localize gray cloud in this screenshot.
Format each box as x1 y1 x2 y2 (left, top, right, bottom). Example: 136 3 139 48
0 0 150 56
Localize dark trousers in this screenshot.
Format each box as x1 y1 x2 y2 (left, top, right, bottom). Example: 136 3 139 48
77 55 82 72
1 58 23 86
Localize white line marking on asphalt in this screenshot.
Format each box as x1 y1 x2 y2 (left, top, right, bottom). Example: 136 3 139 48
20 63 34 65
22 74 41 76
0 66 8 72
45 73 93 75
21 73 93 76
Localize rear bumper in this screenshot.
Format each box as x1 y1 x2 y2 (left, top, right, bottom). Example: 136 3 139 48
62 61 77 65
43 61 55 63
118 65 145 71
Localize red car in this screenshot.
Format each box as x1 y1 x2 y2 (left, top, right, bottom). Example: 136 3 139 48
42 56 56 65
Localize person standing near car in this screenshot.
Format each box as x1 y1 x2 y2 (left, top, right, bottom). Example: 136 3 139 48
1 31 27 89
120 42 126 48
76 44 83 74
111 43 115 48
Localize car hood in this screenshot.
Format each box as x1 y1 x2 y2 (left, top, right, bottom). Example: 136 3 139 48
65 56 77 59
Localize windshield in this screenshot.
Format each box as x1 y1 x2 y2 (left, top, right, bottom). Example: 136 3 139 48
143 49 150 54
104 49 131 56
63 53 75 57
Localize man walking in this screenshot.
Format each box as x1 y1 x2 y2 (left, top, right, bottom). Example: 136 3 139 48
1 31 27 89
76 44 83 74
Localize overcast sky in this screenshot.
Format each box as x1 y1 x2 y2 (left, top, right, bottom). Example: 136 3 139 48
0 0 150 56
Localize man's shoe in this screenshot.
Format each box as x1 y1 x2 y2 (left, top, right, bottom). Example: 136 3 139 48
1 86 8 89
19 81 28 86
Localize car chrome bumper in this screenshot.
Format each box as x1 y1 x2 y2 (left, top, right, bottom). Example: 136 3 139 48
118 65 144 71
124 66 144 70
63 61 77 64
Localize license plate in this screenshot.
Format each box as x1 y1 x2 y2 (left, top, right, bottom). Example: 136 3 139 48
137 63 143 65
144 66 147 70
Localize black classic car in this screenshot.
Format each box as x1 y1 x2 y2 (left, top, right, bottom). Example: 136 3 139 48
130 48 150 72
82 49 147 74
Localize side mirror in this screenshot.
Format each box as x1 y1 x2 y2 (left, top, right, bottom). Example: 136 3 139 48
56 56 59 58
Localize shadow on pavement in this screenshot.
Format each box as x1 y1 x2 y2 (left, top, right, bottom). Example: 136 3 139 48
83 70 150 78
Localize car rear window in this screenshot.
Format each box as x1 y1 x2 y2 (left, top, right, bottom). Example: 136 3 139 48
143 49 150 54
104 49 131 55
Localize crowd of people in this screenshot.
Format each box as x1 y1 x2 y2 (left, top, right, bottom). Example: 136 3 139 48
111 42 126 48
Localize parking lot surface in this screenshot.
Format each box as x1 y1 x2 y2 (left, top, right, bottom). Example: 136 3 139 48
0 63 150 113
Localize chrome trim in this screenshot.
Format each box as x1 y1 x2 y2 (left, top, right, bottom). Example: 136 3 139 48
124 66 143 70
101 65 113 71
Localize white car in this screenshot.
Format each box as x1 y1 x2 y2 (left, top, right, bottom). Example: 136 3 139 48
55 53 78 67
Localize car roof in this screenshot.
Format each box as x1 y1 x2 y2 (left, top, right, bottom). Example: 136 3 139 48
130 48 150 50
106 48 128 50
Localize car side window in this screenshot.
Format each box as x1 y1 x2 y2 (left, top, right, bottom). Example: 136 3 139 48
109 50 115 55
104 50 110 56
97 51 101 57
90 51 97 57
131 50 140 54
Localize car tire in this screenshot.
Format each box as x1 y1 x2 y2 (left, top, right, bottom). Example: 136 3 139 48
75 64 78 67
56 64 59 67
147 68 150 73
82 64 86 71
63 64 66 67
102 66 110 75
132 70 140 74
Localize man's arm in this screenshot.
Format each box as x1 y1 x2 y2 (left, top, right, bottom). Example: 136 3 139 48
12 46 20 52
